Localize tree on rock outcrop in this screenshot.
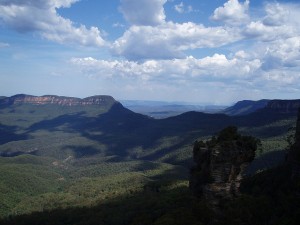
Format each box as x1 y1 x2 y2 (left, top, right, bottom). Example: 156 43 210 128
189 126 260 207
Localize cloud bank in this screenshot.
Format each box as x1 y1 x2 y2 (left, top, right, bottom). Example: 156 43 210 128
0 0 106 47
1 0 300 102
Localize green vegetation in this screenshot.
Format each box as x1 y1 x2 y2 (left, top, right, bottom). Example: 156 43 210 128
0 153 188 218
0 99 299 223
1 163 299 225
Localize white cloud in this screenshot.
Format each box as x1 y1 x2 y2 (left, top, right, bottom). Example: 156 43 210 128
69 53 267 103
119 0 167 26
263 3 289 26
112 22 125 28
70 44 300 101
174 2 193 14
3 0 80 8
260 36 300 70
211 0 250 25
114 1 300 62
70 53 261 82
112 22 242 60
244 21 294 41
243 3 300 42
3 0 300 103
174 2 184 14
0 0 106 47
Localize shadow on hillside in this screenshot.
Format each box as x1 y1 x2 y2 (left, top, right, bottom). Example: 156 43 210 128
23 103 297 161
245 150 287 175
0 124 29 146
0 161 209 225
235 111 297 138
27 112 89 132
2 163 300 225
63 145 101 158
0 185 210 225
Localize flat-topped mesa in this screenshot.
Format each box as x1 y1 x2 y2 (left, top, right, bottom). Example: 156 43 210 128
0 94 116 106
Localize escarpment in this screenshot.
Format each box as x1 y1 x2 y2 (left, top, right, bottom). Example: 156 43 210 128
263 100 300 114
287 108 300 178
0 94 116 107
189 126 259 207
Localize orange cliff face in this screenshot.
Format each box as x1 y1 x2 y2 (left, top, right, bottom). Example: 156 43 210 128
0 94 116 106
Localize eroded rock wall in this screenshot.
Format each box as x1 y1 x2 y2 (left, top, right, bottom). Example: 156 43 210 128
190 127 258 207
0 94 116 106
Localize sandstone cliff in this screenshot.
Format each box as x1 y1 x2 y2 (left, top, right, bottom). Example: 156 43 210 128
0 94 116 107
287 108 300 178
189 126 259 207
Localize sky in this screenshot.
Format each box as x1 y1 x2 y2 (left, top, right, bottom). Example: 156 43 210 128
0 0 300 104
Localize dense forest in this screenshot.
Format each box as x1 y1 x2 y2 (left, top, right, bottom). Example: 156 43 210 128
1 124 300 225
0 95 300 224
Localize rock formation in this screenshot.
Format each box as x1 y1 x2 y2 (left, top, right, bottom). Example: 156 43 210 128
287 108 300 178
189 126 259 207
0 94 116 107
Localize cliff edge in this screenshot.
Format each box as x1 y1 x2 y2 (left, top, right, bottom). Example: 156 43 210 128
0 94 116 107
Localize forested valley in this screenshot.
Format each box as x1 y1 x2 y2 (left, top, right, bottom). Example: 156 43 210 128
0 95 300 225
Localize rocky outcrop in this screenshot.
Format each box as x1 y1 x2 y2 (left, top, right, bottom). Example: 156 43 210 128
0 94 116 107
189 126 259 207
287 108 300 178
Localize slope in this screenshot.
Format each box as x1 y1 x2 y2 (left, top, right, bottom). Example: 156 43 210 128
222 99 270 116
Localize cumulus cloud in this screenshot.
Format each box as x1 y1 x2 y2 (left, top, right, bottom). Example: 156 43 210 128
261 36 300 70
211 0 250 25
113 1 300 62
4 0 299 101
263 3 290 26
0 0 106 47
112 22 242 60
119 0 167 26
243 3 300 41
244 21 294 41
54 1 300 95
70 53 261 82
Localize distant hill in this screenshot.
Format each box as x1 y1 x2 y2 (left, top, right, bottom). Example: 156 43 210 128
0 94 116 107
222 99 270 116
120 100 226 118
223 99 300 116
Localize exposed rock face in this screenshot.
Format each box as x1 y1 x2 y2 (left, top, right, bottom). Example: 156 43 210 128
293 109 300 147
263 100 300 114
287 108 300 178
0 94 116 107
190 126 259 207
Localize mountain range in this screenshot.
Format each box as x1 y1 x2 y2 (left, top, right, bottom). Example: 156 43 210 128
120 100 226 118
1 94 299 162
0 94 300 219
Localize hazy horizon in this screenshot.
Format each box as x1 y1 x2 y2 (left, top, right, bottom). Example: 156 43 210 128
2 92 300 106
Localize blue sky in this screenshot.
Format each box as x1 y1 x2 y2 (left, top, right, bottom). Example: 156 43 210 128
0 0 300 104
